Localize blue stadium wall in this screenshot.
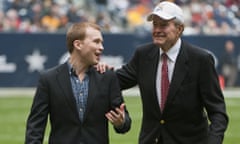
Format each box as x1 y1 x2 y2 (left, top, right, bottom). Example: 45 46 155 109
0 33 239 87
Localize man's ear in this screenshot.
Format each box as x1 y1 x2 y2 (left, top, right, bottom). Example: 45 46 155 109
73 40 83 50
177 24 184 36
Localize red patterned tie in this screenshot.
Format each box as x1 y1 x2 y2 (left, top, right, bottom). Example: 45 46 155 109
161 53 169 111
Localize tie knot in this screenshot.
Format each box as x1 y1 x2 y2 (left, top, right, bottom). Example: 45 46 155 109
162 53 168 61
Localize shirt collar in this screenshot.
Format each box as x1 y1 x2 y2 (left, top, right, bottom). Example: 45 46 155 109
67 61 92 76
160 38 181 62
67 61 76 76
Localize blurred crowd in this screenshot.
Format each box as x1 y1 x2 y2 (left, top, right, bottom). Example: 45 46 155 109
0 0 240 35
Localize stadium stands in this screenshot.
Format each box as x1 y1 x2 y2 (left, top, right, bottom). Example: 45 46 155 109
0 0 239 35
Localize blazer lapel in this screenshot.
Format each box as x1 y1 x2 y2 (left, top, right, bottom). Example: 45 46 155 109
165 43 189 107
56 63 78 115
146 44 163 114
82 67 98 122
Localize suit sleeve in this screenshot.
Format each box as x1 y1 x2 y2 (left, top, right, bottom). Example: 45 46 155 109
25 74 49 144
116 48 139 90
108 71 131 133
199 53 228 144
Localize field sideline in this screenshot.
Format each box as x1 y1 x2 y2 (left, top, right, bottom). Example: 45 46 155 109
0 87 240 98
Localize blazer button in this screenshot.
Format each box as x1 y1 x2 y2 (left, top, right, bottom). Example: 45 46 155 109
155 138 159 143
160 120 165 124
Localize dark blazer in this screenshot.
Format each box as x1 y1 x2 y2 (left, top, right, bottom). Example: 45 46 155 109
25 63 131 144
116 41 228 144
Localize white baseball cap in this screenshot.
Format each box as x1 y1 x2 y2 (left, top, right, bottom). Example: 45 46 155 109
147 1 184 24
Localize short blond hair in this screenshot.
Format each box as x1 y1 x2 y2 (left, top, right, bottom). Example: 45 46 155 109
66 22 101 53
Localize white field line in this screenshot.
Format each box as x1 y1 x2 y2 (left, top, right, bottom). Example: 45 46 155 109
0 87 239 98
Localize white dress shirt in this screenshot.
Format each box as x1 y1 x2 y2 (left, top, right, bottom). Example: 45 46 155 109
156 39 181 107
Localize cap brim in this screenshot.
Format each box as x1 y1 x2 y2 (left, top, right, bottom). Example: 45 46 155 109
147 13 175 21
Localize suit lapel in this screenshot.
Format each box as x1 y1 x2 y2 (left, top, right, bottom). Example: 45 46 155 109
56 63 79 115
82 67 98 122
166 42 189 107
146 44 160 86
146 44 163 114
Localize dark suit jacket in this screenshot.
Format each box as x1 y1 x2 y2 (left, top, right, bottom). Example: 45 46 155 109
116 41 228 144
25 63 131 144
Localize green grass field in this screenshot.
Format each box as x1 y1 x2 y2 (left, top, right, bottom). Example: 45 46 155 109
0 95 239 144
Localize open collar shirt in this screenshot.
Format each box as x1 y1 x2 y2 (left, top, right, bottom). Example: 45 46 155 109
68 62 89 121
